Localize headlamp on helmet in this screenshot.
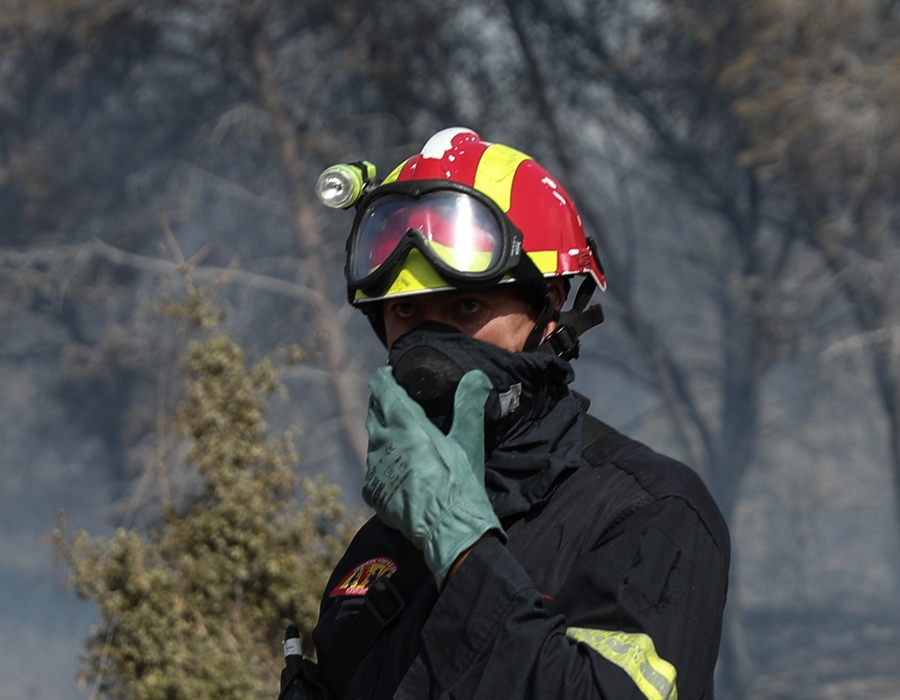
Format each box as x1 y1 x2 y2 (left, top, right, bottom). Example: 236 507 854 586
315 161 377 210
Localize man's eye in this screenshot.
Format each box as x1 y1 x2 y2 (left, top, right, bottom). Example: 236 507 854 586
459 299 482 314
392 303 416 318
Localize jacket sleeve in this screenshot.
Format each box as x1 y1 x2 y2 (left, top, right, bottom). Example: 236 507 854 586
280 658 332 700
395 496 728 700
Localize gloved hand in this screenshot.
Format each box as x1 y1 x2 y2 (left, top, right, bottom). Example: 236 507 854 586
362 366 505 585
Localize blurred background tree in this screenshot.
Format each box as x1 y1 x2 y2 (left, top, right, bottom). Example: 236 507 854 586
723 0 900 540
1 0 898 698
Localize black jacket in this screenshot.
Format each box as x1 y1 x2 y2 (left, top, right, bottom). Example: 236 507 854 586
312 422 730 700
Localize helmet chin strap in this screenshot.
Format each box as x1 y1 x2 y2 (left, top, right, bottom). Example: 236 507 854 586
523 300 557 353
515 252 606 359
531 277 605 360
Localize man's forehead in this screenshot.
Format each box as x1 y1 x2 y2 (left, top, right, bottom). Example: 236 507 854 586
388 282 523 305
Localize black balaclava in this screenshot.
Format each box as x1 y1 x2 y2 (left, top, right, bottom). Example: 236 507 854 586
387 321 587 518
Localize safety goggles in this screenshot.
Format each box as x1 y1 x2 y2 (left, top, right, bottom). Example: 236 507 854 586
346 181 525 300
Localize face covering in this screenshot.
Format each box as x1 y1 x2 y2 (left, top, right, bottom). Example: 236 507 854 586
387 321 587 516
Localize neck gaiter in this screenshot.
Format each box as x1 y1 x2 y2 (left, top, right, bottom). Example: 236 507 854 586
387 321 587 517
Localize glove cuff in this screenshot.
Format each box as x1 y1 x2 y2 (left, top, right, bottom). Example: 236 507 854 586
424 504 507 586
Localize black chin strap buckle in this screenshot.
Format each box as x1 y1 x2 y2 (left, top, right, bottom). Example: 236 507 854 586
543 323 581 360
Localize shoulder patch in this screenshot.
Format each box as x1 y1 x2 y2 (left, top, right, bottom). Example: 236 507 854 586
329 557 398 597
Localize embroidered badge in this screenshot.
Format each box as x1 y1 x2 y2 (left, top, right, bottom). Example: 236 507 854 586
329 557 398 597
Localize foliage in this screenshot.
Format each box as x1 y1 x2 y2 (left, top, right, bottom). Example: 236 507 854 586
724 0 900 194
53 290 359 700
720 0 900 539
720 0 900 320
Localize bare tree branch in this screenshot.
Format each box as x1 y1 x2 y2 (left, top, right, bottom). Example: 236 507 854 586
2 239 320 303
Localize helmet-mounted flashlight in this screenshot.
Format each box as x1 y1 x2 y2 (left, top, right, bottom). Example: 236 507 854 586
315 161 377 209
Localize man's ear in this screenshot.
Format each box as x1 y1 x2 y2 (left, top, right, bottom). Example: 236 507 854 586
539 279 568 343
550 279 567 311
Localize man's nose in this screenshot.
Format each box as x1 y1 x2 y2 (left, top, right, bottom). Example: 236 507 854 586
421 306 444 323
419 306 457 330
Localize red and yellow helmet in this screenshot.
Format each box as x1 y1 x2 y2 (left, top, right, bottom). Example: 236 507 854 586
344 127 605 305
318 128 606 356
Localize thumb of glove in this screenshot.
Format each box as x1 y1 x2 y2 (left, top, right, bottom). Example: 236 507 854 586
447 369 492 481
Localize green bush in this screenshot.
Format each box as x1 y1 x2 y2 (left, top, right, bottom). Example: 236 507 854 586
55 290 357 700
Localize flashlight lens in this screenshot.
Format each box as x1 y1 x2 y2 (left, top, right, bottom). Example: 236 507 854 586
316 165 364 209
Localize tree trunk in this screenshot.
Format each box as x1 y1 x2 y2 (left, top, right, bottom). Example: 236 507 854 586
245 12 368 470
871 336 900 546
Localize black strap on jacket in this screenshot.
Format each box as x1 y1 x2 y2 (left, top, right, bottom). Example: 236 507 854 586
582 413 617 449
321 413 617 699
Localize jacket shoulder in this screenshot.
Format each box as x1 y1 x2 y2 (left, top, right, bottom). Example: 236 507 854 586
581 426 729 551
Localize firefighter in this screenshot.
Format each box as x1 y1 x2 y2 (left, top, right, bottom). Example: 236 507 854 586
283 128 729 700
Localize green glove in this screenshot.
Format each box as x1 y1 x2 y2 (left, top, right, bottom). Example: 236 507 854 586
362 365 505 585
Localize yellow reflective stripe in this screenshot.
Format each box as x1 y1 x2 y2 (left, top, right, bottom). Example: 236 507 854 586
379 249 450 297
474 144 531 213
566 627 678 700
382 159 408 184
527 250 558 275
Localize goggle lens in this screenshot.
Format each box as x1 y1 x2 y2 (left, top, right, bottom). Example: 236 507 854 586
352 192 505 282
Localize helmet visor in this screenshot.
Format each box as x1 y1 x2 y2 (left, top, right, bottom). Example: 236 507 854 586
350 191 506 286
